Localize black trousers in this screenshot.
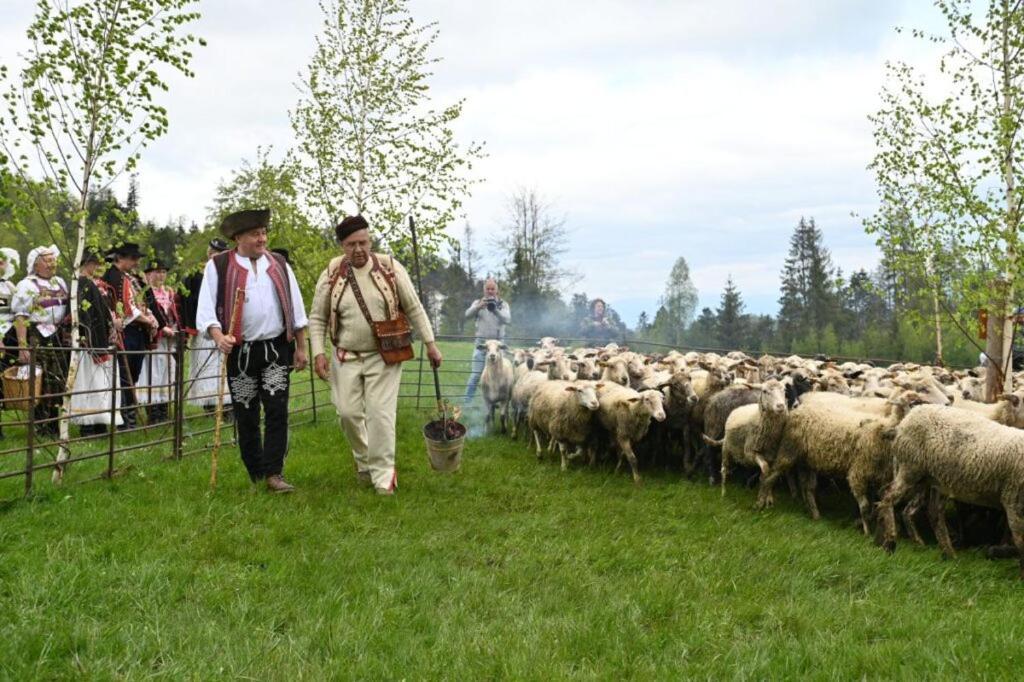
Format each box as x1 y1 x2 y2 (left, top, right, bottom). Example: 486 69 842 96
226 334 293 482
119 325 147 427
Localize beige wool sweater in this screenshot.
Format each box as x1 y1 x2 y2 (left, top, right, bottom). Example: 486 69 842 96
309 253 435 358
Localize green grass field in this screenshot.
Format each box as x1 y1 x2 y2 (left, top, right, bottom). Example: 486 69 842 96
2 341 1024 679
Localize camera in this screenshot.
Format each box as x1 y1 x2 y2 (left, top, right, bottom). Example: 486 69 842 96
485 297 497 313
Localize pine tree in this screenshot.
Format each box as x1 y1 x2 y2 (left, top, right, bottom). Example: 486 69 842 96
716 276 747 348
777 217 836 350
661 256 698 343
689 307 718 348
636 311 650 335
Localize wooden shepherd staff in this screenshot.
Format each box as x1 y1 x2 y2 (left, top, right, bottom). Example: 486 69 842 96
210 287 245 490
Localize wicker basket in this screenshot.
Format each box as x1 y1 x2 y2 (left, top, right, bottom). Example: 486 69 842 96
423 420 466 473
2 365 42 412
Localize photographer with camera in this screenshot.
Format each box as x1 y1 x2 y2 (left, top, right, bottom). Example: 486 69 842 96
464 278 511 403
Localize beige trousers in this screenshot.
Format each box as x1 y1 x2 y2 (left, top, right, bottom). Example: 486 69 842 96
329 350 402 491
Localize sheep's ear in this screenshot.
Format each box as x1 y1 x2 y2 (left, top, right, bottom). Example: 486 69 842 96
999 393 1022 407
526 358 535 370
499 343 508 350
595 382 605 389
597 361 609 368
627 397 641 403
565 386 579 392
476 344 486 350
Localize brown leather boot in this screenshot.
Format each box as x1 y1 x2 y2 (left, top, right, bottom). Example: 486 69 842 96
266 474 295 494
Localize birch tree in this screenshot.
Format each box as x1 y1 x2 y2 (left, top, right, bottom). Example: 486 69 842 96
0 0 203 476
290 0 483 253
866 0 1024 396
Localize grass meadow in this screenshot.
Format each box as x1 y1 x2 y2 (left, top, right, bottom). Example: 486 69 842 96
2 341 1024 678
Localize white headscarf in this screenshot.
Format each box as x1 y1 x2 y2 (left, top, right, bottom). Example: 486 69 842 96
26 244 59 275
0 247 18 280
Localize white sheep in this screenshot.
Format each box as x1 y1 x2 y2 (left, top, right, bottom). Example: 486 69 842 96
877 404 1024 578
527 380 602 472
479 339 514 433
702 378 789 495
759 390 924 533
953 389 1024 428
595 384 667 484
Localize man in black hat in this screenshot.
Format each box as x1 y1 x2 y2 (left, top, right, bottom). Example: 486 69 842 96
181 239 231 416
196 209 309 493
102 242 156 429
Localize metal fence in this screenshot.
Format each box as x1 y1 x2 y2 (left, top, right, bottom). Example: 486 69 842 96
0 332 928 500
0 332 333 500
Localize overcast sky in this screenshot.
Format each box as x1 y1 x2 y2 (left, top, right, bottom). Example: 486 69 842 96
1 0 942 324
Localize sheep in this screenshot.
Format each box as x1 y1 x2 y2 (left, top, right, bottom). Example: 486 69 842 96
527 380 601 472
957 375 985 402
702 378 790 497
759 390 925 533
877 404 1024 578
594 384 667 483
478 339 514 433
509 366 548 439
598 356 630 387
953 389 1024 428
684 366 734 475
696 383 760 483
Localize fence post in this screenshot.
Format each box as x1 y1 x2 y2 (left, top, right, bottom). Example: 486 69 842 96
415 341 425 409
24 344 37 497
173 331 186 460
108 345 118 479
307 337 317 422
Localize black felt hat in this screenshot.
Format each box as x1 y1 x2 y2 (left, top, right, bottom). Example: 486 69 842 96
144 259 170 273
111 242 143 259
220 209 271 240
79 248 102 266
208 238 229 252
335 215 369 242
271 247 291 264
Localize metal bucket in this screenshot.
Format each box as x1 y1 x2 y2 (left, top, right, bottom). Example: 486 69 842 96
423 419 466 472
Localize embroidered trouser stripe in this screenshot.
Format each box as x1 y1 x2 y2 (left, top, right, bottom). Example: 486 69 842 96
226 334 293 481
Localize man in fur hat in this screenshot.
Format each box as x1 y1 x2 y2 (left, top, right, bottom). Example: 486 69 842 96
11 244 70 435
196 209 309 493
308 215 442 495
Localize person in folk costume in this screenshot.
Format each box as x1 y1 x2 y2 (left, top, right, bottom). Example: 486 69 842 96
0 247 21 439
309 215 443 495
102 243 157 430
137 259 179 423
10 244 70 436
69 249 123 436
180 238 232 416
196 209 309 493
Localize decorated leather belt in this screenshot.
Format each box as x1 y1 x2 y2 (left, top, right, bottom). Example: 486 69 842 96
38 297 68 309
335 347 378 364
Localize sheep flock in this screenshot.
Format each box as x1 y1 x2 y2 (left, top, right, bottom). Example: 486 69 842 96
475 337 1024 579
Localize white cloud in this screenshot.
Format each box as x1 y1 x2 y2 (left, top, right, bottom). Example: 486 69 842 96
1 0 944 321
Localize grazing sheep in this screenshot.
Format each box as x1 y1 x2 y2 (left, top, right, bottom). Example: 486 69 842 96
595 385 667 483
877 405 1024 578
479 340 514 433
527 380 602 472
